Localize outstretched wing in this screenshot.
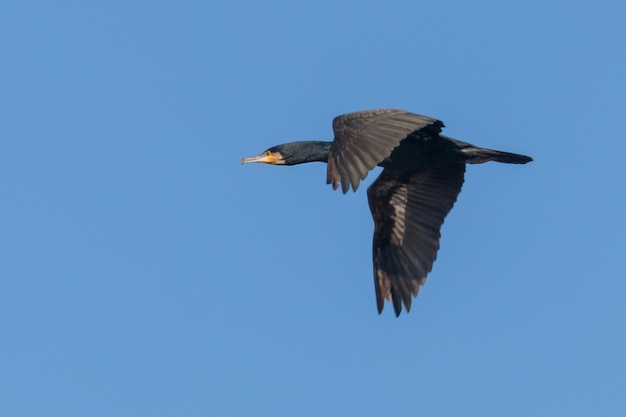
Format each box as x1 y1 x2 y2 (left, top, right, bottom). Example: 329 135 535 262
327 109 443 193
367 163 466 316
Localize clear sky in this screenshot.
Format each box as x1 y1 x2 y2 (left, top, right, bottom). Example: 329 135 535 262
1 1 625 416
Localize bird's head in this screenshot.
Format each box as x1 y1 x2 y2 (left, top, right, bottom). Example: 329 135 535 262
241 141 331 166
240 145 288 165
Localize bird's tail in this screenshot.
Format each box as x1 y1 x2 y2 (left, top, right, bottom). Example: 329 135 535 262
463 147 533 165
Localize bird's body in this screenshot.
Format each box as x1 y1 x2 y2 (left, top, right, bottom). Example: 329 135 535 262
241 109 532 316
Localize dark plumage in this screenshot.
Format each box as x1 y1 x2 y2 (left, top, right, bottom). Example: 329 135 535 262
241 109 532 316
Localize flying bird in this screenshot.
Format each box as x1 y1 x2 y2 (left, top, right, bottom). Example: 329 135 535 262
241 109 532 316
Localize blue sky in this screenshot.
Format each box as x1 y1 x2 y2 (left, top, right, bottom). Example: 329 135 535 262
1 0 625 416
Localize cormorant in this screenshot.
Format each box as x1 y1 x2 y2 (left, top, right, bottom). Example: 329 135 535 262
241 109 532 316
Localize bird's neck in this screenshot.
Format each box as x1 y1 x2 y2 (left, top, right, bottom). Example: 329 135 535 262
295 141 333 163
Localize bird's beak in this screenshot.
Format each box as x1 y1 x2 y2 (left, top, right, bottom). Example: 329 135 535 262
241 151 283 165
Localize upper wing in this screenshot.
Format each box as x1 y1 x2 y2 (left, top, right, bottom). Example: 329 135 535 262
367 163 466 316
327 109 444 193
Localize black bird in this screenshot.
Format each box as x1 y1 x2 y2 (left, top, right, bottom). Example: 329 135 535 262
241 109 532 316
